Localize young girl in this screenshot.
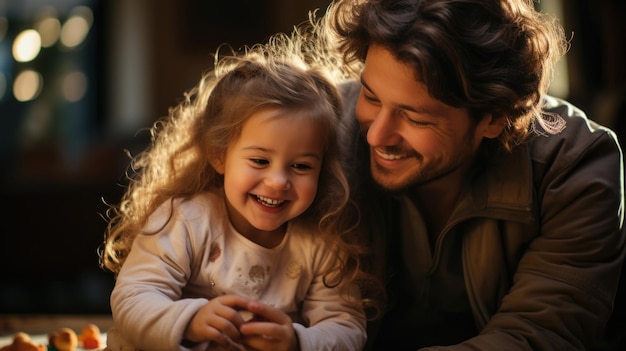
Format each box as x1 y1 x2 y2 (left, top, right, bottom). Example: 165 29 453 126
99 43 379 351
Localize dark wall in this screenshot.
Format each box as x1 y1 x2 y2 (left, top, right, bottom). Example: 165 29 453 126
563 1 626 139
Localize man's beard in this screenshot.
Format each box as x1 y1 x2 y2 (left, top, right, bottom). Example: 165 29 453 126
369 152 468 195
370 161 419 194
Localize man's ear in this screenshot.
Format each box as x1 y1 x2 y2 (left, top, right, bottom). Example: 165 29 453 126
481 112 508 139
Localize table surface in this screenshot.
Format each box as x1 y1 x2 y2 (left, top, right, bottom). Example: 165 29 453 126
0 315 113 349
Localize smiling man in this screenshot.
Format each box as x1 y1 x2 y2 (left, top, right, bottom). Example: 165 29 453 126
313 0 626 350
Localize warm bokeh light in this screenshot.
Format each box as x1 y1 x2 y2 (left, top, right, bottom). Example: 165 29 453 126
37 16 62 48
60 6 93 48
12 29 42 62
61 70 88 102
13 69 43 102
72 5 94 27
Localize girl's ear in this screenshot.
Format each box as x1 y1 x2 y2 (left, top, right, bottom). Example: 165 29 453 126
210 156 225 175
481 112 508 139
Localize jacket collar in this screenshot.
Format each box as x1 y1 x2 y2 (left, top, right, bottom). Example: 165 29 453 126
454 142 535 223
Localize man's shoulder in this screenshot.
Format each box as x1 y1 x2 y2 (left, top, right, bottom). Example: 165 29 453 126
339 79 360 96
338 79 360 106
530 95 619 152
526 96 622 178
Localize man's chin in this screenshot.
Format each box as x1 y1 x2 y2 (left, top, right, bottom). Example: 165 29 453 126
371 171 414 194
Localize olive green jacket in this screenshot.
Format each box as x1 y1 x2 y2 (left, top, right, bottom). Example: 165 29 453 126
339 81 626 350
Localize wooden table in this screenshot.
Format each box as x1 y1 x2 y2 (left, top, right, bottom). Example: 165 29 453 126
0 315 113 349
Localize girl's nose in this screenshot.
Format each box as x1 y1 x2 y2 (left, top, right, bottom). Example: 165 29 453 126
265 170 291 190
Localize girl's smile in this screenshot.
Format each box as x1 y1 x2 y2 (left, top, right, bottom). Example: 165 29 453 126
253 194 286 208
215 108 325 245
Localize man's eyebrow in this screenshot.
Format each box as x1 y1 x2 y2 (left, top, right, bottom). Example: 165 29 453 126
359 76 377 97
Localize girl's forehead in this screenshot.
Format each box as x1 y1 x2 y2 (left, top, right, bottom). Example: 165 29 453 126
245 107 328 128
237 110 327 148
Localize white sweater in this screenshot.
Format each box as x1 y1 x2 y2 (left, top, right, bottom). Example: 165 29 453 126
109 191 366 351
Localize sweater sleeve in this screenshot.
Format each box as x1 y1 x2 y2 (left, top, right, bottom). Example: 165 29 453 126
293 240 367 351
110 200 212 351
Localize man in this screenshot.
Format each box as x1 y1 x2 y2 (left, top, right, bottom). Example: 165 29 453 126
318 0 625 349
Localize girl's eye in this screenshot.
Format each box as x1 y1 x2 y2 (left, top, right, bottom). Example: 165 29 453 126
250 158 269 166
292 163 313 171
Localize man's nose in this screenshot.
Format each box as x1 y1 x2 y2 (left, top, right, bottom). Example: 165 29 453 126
366 109 401 146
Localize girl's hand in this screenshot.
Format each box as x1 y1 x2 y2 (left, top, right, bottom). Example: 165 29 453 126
183 294 251 348
239 300 298 351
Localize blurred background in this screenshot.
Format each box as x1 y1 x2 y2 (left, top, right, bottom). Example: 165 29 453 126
0 0 624 315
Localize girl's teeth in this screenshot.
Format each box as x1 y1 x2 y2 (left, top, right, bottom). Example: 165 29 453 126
256 195 285 207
